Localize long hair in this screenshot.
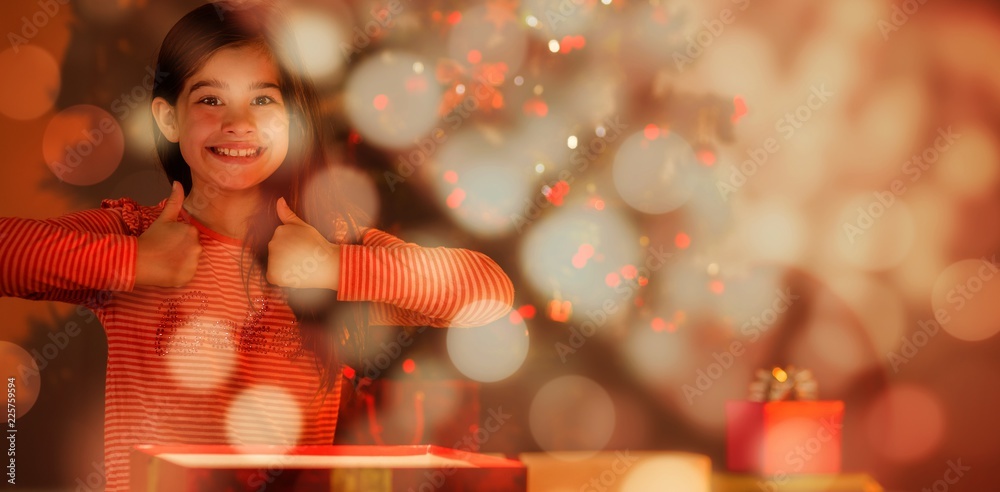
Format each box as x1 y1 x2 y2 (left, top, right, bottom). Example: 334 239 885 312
151 1 368 396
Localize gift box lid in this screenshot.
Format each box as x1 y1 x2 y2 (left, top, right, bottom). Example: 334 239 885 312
131 444 525 492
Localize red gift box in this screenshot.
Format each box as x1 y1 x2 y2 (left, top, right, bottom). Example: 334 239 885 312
130 444 525 492
726 400 844 476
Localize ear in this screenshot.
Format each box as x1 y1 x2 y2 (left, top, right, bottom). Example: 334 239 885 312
151 97 180 143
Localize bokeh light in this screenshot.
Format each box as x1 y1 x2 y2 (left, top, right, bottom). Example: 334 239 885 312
725 199 807 265
441 164 524 237
612 130 701 215
936 125 1000 198
931 258 1000 341
446 302 529 383
276 9 347 82
344 52 442 149
520 205 642 320
41 104 124 186
447 4 528 74
864 384 946 463
0 342 41 419
226 385 303 447
529 376 615 460
841 78 929 184
304 162 380 233
620 454 712 492
0 46 60 120
163 317 237 393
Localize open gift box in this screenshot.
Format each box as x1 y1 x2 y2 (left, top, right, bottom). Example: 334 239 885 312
725 400 844 476
130 444 525 492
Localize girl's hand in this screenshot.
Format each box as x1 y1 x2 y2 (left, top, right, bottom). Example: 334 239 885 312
135 181 202 288
267 197 340 290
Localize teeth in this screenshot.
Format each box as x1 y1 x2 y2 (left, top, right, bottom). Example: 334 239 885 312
213 147 259 157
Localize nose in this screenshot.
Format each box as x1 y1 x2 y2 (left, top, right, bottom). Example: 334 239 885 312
222 105 255 136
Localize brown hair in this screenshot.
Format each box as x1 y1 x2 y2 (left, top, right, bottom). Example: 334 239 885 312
151 1 368 396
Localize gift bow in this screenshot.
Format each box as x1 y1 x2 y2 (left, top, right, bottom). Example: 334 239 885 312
748 366 818 402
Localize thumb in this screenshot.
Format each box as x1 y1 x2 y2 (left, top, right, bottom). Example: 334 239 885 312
276 197 305 225
157 181 186 222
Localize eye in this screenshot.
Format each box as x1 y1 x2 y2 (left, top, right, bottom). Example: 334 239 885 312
198 96 222 106
252 95 277 106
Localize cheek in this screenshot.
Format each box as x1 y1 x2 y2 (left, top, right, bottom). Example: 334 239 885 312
179 112 217 144
258 110 290 146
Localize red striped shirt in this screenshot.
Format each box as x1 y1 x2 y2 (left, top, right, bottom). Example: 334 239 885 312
0 197 514 492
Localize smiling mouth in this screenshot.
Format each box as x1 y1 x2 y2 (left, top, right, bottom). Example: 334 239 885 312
209 147 264 157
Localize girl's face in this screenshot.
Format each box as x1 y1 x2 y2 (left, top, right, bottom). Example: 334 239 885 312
153 44 289 195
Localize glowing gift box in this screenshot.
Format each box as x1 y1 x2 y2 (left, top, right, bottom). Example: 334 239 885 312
519 451 711 492
130 444 525 492
713 472 884 492
725 400 844 476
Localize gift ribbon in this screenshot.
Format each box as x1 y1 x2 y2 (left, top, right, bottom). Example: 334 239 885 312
747 366 818 402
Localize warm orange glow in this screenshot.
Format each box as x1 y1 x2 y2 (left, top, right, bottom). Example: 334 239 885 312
605 272 621 287
675 232 691 249
731 95 747 123
709 280 725 295
446 188 465 208
518 304 536 319
548 299 572 322
697 150 716 166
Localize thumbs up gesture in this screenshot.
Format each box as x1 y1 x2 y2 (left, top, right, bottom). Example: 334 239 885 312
135 181 203 288
266 197 340 290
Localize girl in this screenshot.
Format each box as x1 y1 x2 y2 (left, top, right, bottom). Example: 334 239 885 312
0 2 514 491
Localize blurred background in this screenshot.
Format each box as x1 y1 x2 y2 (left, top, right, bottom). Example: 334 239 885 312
1 0 999 490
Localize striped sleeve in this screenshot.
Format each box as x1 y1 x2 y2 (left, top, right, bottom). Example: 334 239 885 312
0 202 140 307
337 228 514 328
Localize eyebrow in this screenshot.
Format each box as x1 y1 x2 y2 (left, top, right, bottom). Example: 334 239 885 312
188 78 281 93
